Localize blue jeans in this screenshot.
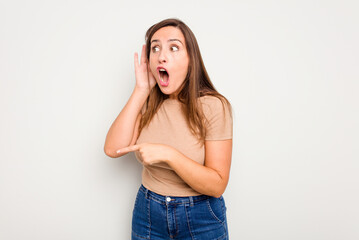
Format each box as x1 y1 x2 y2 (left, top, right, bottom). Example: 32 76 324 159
131 185 229 240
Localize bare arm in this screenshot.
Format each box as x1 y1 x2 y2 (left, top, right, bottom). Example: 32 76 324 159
167 140 232 197
104 88 147 158
104 45 156 158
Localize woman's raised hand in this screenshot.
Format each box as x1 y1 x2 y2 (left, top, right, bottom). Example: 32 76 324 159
134 44 156 94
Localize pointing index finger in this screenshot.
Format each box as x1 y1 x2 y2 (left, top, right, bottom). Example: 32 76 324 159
116 144 140 154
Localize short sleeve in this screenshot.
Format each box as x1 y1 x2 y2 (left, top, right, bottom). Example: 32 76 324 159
201 96 233 140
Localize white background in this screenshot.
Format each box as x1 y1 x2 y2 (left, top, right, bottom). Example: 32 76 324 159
1 0 358 239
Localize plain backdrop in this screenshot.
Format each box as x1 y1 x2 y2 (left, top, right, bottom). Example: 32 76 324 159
1 0 358 239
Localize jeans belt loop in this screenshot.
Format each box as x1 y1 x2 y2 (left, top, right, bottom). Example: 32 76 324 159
144 188 149 199
189 196 194 207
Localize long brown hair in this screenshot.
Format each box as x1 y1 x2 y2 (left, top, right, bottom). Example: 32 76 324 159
139 18 231 143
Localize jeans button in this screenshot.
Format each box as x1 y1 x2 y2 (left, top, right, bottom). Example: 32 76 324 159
166 197 171 202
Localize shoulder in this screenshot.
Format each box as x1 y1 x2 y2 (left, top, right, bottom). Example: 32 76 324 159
198 95 232 117
199 95 233 140
199 95 223 104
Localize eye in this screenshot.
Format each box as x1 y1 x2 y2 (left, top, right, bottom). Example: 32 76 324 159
171 46 179 52
152 46 160 52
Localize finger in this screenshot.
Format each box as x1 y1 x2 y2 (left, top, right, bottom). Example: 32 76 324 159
147 64 151 76
134 52 139 69
116 144 140 154
140 44 147 65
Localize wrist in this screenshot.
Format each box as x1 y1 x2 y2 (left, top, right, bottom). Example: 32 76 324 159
134 85 151 96
133 86 150 99
165 146 180 165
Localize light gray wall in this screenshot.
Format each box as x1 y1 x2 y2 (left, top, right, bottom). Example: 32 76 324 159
1 0 358 239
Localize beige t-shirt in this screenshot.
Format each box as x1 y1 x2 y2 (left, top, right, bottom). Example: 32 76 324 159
135 95 233 196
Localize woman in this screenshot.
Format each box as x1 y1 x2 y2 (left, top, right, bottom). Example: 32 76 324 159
104 18 233 240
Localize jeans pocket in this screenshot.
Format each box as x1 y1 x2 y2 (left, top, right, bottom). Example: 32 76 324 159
132 189 151 239
206 196 226 224
188 197 227 239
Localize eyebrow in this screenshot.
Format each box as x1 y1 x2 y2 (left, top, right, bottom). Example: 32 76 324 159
151 39 183 45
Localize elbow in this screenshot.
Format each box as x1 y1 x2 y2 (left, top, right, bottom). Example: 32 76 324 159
209 180 228 198
211 190 225 198
104 146 118 158
202 185 225 198
104 145 128 158
213 193 223 198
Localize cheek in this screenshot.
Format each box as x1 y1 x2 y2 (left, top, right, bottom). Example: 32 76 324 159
179 59 189 76
149 59 157 76
178 54 189 73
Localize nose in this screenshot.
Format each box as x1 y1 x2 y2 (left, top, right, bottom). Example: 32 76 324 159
158 49 167 63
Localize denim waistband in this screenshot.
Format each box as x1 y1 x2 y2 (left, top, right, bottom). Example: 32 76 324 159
139 184 210 205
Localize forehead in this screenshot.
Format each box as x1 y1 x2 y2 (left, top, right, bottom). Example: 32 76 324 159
151 26 185 43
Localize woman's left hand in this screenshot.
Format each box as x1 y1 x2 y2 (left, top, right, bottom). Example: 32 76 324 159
116 143 177 166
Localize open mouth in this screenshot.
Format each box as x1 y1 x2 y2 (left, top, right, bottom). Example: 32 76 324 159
158 67 169 87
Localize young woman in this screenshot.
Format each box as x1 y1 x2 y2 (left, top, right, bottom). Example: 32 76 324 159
104 18 233 240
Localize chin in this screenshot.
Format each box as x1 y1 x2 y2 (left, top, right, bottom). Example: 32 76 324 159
158 88 174 96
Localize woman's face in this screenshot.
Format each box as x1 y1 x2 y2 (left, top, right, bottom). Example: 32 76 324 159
149 26 189 98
